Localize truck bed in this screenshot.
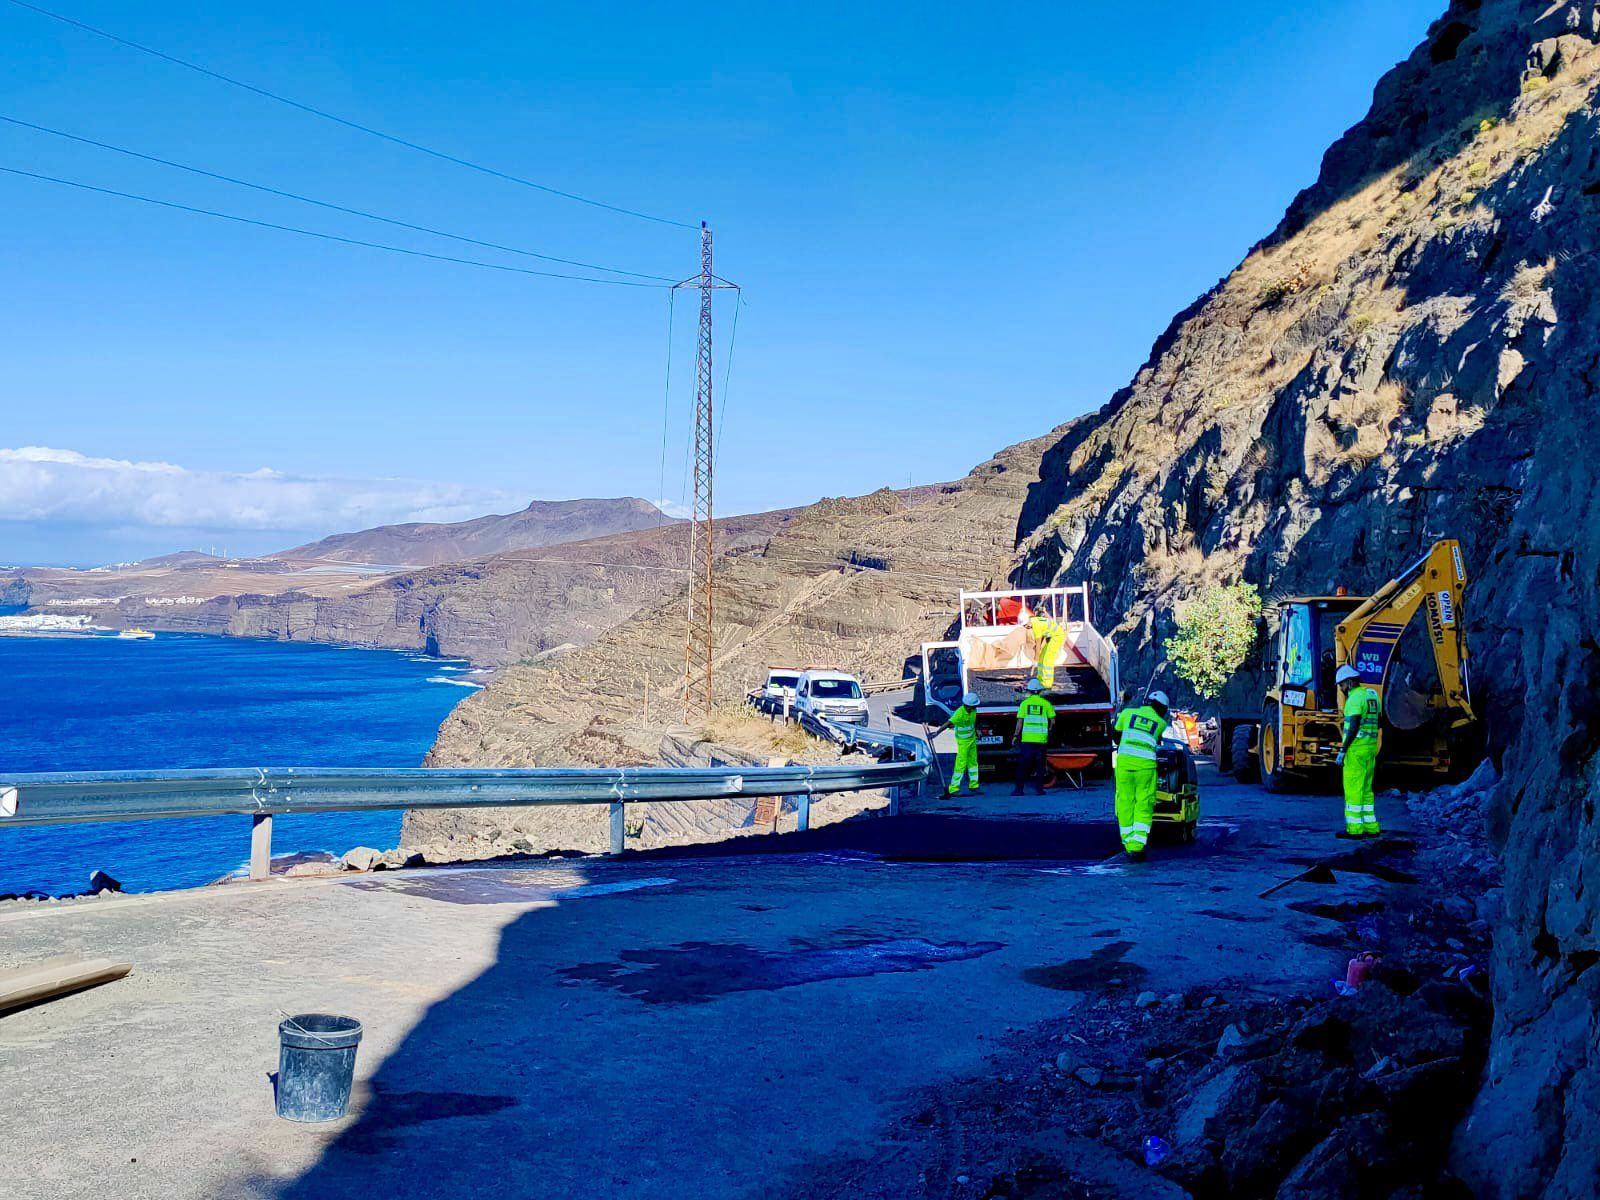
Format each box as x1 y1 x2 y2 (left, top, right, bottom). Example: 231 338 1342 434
969 665 1111 708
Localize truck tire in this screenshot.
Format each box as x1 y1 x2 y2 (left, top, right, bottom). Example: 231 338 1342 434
1230 724 1259 783
1259 701 1290 793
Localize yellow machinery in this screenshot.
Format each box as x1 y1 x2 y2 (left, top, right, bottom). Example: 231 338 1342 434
1220 540 1478 791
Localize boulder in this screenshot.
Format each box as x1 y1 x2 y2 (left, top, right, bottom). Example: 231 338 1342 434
341 847 383 872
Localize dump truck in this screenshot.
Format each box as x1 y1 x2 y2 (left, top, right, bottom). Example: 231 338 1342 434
921 585 1120 769
1219 539 1478 790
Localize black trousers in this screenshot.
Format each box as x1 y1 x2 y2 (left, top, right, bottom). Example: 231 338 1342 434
1013 742 1047 794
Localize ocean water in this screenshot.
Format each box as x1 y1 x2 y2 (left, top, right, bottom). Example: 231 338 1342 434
0 633 476 896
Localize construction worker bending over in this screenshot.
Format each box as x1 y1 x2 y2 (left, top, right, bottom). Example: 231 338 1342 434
1011 679 1055 796
929 691 983 795
1113 691 1170 859
1030 615 1065 690
1336 665 1382 837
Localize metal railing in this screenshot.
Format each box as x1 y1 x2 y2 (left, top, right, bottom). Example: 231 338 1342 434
0 717 931 882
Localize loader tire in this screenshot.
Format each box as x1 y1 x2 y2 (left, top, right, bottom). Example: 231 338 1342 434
1259 701 1290 793
1230 725 1259 783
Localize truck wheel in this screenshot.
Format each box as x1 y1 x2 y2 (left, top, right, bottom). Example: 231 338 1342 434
1230 725 1259 783
1259 701 1289 793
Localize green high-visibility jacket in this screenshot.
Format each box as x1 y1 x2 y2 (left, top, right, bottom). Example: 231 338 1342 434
1344 685 1381 742
1114 705 1167 767
949 705 978 744
1017 695 1056 744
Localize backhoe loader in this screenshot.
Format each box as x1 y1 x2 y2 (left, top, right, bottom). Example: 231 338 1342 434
1218 539 1478 791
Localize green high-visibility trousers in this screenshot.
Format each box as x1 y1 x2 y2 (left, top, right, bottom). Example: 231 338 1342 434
1343 740 1380 834
1114 762 1157 852
949 739 980 794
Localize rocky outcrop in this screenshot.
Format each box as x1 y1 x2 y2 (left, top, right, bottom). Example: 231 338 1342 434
276 496 671 566
1014 5 1600 1194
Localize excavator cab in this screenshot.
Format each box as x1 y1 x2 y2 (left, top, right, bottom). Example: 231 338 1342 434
1223 540 1478 791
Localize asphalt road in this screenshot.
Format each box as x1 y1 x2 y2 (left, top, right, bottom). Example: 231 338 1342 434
0 757 1408 1200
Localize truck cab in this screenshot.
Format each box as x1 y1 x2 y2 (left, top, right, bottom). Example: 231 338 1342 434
794 669 870 726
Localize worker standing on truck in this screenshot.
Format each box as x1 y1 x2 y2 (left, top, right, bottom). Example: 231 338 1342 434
1011 679 1055 796
1030 614 1066 690
1113 690 1170 859
930 691 983 795
1335 664 1382 837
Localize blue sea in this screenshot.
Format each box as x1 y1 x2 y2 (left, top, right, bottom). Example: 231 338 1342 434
0 633 478 896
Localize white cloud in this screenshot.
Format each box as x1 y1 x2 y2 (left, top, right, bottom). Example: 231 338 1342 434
0 446 527 535
652 497 694 519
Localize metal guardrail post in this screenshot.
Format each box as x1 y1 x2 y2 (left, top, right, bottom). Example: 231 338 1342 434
250 813 273 881
796 791 811 832
608 800 626 855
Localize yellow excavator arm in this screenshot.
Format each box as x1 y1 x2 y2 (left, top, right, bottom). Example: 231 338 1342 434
1334 539 1474 729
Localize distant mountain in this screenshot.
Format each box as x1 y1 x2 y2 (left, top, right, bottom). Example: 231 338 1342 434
274 497 674 566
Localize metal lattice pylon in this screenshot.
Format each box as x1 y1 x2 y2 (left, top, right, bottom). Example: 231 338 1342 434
675 224 737 719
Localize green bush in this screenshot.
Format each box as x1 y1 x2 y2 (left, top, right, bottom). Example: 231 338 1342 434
1165 582 1263 700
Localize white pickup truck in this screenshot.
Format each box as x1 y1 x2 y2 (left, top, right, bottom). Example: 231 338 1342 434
921 585 1119 768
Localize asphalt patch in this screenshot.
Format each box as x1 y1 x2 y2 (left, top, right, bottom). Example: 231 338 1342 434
559 937 1003 1004
1022 939 1146 991
626 814 1124 864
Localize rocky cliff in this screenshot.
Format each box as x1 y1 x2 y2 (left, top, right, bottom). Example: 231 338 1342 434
1013 4 1600 1194
7 512 791 666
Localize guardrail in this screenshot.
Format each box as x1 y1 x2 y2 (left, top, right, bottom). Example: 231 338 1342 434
0 720 930 883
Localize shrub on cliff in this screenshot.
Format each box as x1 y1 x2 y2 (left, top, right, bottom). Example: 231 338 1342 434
1166 583 1263 700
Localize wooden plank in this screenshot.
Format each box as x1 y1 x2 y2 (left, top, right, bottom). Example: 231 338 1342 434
0 956 133 1013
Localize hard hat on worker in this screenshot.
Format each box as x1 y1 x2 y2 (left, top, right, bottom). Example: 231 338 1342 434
962 691 980 708
1026 678 1044 693
1336 665 1362 685
1148 690 1170 708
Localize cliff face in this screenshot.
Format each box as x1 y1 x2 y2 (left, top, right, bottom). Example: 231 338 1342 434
1014 4 1600 1194
276 496 671 566
8 512 790 666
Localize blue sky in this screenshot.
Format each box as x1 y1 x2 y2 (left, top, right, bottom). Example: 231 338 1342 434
0 0 1444 564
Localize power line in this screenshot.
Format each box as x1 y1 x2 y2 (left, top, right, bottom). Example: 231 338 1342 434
714 291 743 452
0 164 668 286
5 0 698 230
0 114 675 281
657 289 677 532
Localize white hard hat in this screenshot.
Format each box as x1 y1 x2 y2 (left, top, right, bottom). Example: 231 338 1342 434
1337 665 1361 684
1148 690 1170 707
1027 678 1044 693
962 691 981 708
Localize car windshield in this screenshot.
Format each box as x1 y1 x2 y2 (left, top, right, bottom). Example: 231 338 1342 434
810 679 862 699
768 674 799 689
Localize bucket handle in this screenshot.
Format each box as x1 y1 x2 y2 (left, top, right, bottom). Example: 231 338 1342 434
278 1009 358 1045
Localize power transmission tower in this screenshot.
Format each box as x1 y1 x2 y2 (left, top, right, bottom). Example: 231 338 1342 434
674 223 738 719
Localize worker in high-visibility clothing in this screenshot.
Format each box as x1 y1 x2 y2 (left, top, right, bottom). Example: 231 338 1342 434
1030 615 1066 690
930 690 983 795
1011 678 1056 796
1113 690 1170 859
1335 664 1382 837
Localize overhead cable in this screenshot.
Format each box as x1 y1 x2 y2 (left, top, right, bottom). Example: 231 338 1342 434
5 0 698 229
0 163 667 286
0 115 676 281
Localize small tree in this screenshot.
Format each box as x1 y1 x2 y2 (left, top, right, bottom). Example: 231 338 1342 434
1165 583 1263 700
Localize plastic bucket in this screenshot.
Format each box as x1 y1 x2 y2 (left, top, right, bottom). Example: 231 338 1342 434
276 1013 363 1122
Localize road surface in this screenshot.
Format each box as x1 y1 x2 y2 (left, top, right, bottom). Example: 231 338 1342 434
0 758 1407 1200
